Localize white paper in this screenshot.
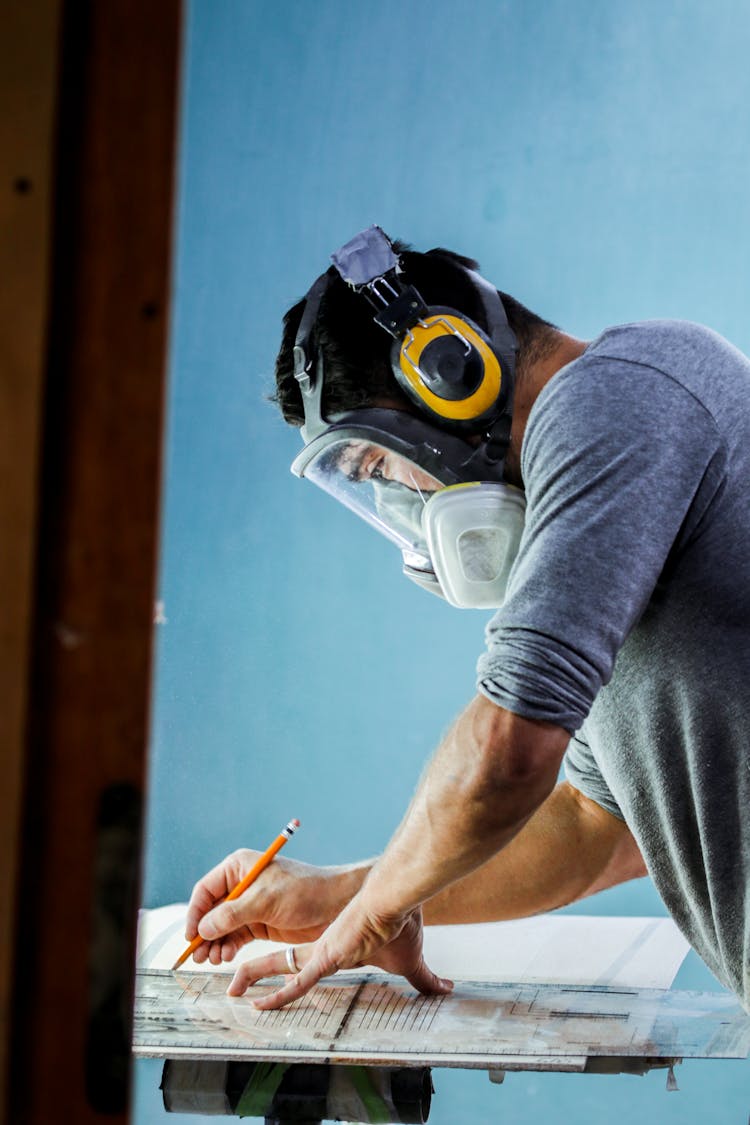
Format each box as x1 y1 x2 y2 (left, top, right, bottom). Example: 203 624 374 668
137 904 690 990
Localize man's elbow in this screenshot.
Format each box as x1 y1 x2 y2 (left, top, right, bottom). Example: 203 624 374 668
466 695 570 794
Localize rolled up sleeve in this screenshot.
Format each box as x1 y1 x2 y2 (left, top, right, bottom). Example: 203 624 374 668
564 734 624 820
476 356 723 734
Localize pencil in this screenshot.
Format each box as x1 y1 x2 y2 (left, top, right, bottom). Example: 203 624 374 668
171 818 301 970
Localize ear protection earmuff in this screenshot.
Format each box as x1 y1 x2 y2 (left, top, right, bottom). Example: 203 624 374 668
329 225 518 434
389 304 505 427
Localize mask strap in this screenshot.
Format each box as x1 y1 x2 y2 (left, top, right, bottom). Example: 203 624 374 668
466 268 518 390
293 272 331 441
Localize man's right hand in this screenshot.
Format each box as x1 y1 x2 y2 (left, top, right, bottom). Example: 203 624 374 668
184 852 371 965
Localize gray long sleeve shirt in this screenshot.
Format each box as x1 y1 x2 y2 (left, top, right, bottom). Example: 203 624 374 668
476 320 750 1010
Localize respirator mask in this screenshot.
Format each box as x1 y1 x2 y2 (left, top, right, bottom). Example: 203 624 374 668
289 226 526 609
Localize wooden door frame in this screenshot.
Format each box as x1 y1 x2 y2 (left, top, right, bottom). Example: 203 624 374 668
1 2 182 1120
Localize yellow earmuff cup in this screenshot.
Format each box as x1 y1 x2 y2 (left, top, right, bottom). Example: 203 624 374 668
398 314 502 421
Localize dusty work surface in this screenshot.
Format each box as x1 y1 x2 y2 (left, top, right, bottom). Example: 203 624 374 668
133 968 750 1070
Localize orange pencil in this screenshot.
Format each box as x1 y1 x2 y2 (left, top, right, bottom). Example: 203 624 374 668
172 818 300 970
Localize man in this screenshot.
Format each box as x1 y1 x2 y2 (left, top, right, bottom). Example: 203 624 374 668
186 227 750 1014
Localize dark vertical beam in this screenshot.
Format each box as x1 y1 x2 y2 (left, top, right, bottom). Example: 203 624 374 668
6 2 182 1121
0 1 61 1114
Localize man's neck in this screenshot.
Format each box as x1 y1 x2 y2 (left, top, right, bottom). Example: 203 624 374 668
504 332 589 487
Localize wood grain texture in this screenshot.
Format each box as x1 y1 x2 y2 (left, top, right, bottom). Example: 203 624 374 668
4 1 182 1121
0 0 61 1115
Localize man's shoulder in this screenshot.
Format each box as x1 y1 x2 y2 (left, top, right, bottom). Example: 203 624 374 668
522 319 737 479
584 319 745 374
535 318 750 430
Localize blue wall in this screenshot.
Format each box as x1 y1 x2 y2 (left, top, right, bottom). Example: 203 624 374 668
135 2 750 1120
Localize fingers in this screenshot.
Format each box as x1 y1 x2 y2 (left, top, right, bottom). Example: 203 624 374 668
197 897 247 942
224 931 452 1012
193 935 244 966
251 957 328 1010
401 956 454 997
226 942 323 1002
185 853 248 939
185 882 217 941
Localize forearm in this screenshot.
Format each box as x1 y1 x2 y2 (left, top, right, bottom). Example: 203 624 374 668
323 859 375 910
304 737 643 931
423 780 646 923
236 702 631 1010
360 696 568 919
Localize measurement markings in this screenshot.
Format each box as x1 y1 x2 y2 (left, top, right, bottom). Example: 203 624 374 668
402 994 426 1032
317 988 347 1027
301 987 339 1035
373 989 398 1030
557 986 638 997
297 990 340 1029
414 996 440 1032
352 993 377 1030
330 979 368 1045
509 985 531 1017
360 988 394 1030
417 994 446 1033
254 1007 285 1028
417 995 442 1032
388 993 412 1032
548 1011 630 1021
405 994 434 1032
176 974 211 1004
297 997 319 1029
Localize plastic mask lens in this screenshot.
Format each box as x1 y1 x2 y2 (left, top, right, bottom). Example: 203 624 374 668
302 439 442 566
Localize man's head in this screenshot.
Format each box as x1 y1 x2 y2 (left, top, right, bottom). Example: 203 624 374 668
272 230 575 609
272 240 558 431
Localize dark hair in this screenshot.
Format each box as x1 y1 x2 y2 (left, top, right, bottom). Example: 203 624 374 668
272 241 556 427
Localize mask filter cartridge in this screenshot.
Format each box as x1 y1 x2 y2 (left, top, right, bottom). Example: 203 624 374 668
421 482 526 608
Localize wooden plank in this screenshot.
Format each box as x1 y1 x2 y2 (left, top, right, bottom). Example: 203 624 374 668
3 1 182 1121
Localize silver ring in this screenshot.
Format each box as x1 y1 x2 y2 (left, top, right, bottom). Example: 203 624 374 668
285 945 299 974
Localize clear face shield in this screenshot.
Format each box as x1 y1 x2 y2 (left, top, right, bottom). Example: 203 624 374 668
292 428 526 608
296 436 440 572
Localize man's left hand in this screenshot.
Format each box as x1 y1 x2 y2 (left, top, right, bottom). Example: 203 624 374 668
225 894 454 1009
